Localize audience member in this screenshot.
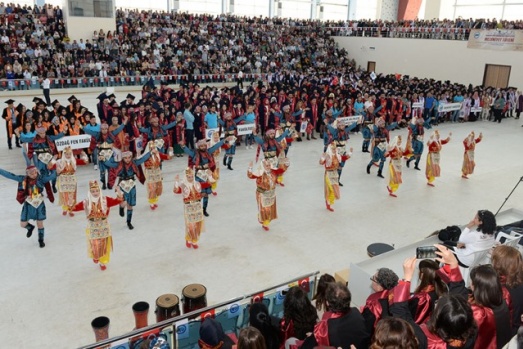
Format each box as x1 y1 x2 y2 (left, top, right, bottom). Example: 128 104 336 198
238 327 267 349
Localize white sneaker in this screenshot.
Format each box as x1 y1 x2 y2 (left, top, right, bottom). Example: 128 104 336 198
246 146 249 150
94 165 98 170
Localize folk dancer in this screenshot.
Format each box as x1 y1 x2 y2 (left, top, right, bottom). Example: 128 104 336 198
101 150 151 229
366 118 390 179
385 135 405 197
0 165 56 248
20 125 63 200
138 116 177 153
247 159 289 231
218 112 245 170
426 130 452 187
462 131 482 179
182 137 230 216
274 105 301 156
173 168 207 249
406 117 431 170
320 142 352 211
325 119 357 186
72 181 123 270
56 146 78 216
253 128 290 187
143 141 172 210
2 99 20 149
209 132 221 196
83 119 127 189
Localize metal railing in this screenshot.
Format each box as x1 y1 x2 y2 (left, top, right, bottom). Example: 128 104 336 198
77 270 320 349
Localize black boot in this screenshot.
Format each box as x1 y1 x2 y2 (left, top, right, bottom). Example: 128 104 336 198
414 159 421 171
26 223 35 238
38 239 45 248
101 180 107 190
414 165 421 171
377 170 384 178
406 158 412 168
127 221 134 230
52 184 57 193
203 209 209 217
223 155 227 166
227 157 233 170
119 206 125 217
366 164 371 174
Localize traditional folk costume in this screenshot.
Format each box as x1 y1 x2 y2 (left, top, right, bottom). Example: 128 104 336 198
103 150 151 229
426 131 451 186
0 166 56 248
209 132 222 195
254 129 290 187
407 117 431 171
183 138 226 216
385 136 406 198
173 168 205 249
326 120 357 186
247 159 289 231
56 146 78 216
462 132 482 179
73 181 123 270
143 142 172 209
366 118 390 179
320 143 350 211
218 113 244 170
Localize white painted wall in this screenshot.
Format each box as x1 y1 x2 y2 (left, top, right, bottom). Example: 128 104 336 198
64 17 116 42
333 36 523 88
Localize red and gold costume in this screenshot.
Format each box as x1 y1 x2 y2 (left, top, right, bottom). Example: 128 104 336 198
72 181 123 270
426 131 451 186
143 143 171 209
319 143 346 211
247 160 289 231
386 136 405 197
462 132 482 179
173 169 205 249
56 147 77 216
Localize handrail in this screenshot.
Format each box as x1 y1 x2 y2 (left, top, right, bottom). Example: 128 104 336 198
77 270 320 349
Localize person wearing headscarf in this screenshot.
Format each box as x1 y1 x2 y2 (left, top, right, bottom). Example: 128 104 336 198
143 141 172 210
320 142 352 211
385 135 406 198
426 130 451 187
247 158 289 231
462 131 482 179
72 180 123 270
173 167 207 249
0 165 56 248
56 146 78 216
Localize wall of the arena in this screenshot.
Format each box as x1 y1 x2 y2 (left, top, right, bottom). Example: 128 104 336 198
333 36 523 88
65 16 117 42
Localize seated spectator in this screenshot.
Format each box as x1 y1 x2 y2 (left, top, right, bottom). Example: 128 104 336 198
446 210 496 267
491 245 523 335
302 282 370 349
370 317 419 349
409 259 448 324
361 267 399 335
279 286 317 348
238 327 266 349
249 302 280 349
198 317 235 349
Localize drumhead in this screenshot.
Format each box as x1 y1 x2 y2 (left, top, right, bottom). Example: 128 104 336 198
182 284 206 298
156 294 179 308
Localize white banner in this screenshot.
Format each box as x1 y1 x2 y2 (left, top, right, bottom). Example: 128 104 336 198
205 128 224 140
412 102 423 109
468 29 523 51
438 102 462 112
237 124 255 136
471 107 482 113
337 116 360 126
55 135 92 151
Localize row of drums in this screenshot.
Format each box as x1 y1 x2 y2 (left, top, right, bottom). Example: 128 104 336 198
155 283 207 322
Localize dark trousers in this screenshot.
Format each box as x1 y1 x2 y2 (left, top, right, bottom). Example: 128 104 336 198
494 108 503 123
185 129 195 149
43 88 51 105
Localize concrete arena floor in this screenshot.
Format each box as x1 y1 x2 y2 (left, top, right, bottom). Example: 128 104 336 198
0 87 522 348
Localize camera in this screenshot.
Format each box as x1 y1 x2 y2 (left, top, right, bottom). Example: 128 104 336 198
416 246 438 259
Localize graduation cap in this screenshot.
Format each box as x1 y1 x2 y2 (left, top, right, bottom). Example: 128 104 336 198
32 97 42 103
5 99 15 104
51 99 60 107
68 95 77 103
96 93 108 101
152 102 162 111
108 94 116 99
37 101 47 107
126 93 136 100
